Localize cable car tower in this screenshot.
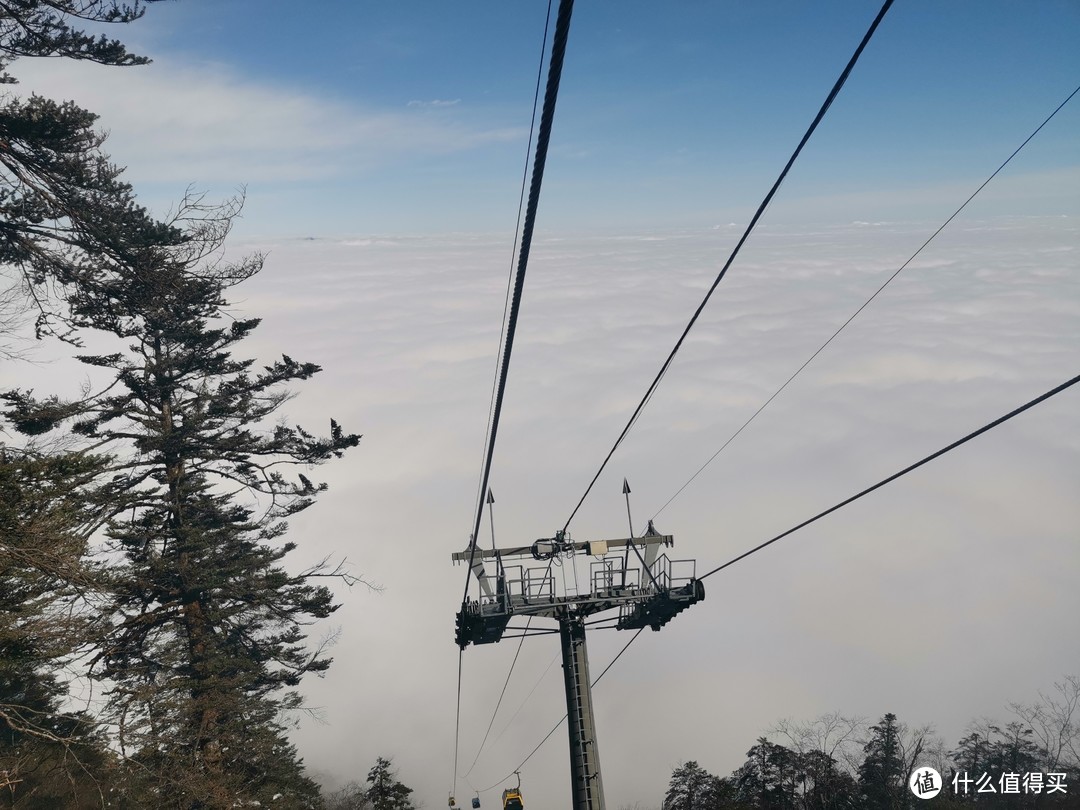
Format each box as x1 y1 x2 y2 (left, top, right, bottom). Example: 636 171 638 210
453 513 704 810
447 1 703 805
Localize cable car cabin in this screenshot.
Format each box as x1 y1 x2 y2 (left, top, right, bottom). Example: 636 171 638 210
502 788 524 810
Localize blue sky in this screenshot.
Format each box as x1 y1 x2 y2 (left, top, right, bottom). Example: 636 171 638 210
29 0 1080 236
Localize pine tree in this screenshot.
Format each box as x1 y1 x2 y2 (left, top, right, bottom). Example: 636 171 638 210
0 449 121 806
732 738 805 809
1 1 181 343
858 714 907 809
3 207 360 808
364 757 416 810
665 760 717 810
1 1 165 66
2 5 356 806
951 728 989 786
988 721 1041 777
799 749 858 810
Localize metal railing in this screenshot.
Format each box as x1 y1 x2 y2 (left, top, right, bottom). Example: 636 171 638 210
503 563 555 603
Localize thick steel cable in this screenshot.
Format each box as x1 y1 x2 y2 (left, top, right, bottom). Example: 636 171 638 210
473 628 645 795
459 4 555 786
472 0 555 532
651 81 1080 520
462 0 575 607
453 3 574 799
699 372 1080 580
562 0 895 533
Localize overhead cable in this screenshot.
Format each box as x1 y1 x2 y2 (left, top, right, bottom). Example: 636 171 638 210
463 0 576 605
451 650 464 801
473 628 645 795
472 0 555 537
651 81 1080 520
699 372 1080 581
490 652 561 748
561 0 896 532
453 1 574 799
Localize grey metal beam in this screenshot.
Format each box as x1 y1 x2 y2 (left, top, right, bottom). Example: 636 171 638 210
560 615 605 810
451 535 672 563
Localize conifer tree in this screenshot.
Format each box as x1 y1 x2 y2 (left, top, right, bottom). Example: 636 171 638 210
1 1 180 342
664 760 733 810
1 4 359 806
732 738 806 809
0 449 121 806
3 205 361 808
364 757 416 810
1 1 164 66
858 714 907 809
1 4 187 801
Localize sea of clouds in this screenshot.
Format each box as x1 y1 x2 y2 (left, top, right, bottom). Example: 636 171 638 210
3 216 1076 806
205 217 1077 807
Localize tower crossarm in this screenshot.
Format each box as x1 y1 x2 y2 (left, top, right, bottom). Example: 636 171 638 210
453 529 704 648
450 533 673 563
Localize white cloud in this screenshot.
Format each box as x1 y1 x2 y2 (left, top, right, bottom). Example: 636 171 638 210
818 352 1007 387
783 167 1080 222
5 60 520 185
206 218 1079 807
407 98 462 108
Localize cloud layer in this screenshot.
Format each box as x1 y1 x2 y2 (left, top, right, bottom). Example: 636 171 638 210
205 217 1077 806
4 215 1075 805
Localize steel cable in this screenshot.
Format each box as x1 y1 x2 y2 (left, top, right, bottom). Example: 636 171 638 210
699 372 1080 581
651 81 1080 520
462 0 575 605
472 0 555 539
453 2 575 799
562 0 896 533
472 628 645 795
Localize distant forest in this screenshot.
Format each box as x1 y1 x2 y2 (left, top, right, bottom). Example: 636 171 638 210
657 678 1080 809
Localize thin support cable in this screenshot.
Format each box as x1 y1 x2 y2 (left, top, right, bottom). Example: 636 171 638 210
651 81 1080 520
451 649 464 800
491 652 561 747
700 372 1080 581
474 628 644 795
562 0 895 533
461 618 534 780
